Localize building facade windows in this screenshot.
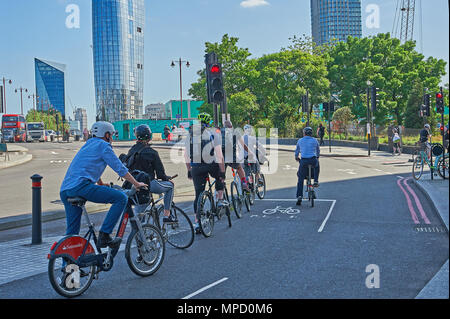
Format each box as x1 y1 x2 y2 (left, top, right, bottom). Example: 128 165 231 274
92 0 145 122
34 58 66 116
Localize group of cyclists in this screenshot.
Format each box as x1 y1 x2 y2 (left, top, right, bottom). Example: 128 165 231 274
59 112 268 244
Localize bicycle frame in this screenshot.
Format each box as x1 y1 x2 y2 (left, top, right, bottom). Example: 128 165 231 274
48 196 148 271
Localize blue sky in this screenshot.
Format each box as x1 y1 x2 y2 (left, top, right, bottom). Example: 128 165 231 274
0 0 448 126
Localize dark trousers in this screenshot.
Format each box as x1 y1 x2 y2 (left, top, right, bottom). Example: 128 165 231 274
296 157 319 198
319 135 325 146
191 163 225 215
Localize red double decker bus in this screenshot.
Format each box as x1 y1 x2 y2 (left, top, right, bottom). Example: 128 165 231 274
1 114 27 142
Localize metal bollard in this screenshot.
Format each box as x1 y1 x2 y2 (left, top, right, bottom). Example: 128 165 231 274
31 174 43 245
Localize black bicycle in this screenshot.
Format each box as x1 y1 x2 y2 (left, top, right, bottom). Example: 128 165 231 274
305 164 316 207
196 176 232 237
48 185 165 298
139 176 195 249
246 161 267 205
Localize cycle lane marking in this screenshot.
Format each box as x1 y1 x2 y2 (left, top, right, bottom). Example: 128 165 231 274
259 199 337 232
396 178 420 224
402 177 431 224
182 277 229 299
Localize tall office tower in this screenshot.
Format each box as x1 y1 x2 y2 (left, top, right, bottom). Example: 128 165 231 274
311 0 362 46
92 0 145 123
74 108 88 133
35 58 66 116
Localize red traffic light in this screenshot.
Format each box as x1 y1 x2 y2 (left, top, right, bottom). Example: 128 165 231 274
436 93 443 99
210 65 220 73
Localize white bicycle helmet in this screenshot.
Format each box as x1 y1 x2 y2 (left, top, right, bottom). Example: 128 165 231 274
244 124 253 134
91 121 116 138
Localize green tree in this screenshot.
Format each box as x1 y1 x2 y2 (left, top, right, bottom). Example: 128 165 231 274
332 106 355 138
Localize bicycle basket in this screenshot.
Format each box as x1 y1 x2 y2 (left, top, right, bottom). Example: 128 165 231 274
432 144 444 157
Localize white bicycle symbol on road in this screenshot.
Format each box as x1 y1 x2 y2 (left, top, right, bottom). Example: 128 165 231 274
262 206 301 215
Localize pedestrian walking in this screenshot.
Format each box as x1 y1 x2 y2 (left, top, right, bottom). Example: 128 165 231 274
392 128 402 156
317 123 325 146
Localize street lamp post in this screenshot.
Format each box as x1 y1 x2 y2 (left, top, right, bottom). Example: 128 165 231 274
1 77 12 113
28 93 37 111
15 87 28 115
171 58 190 123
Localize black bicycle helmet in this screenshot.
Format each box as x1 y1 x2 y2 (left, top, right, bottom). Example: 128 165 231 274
134 124 152 141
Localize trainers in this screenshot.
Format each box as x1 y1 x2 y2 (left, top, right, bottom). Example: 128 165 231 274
217 199 230 208
296 196 302 206
241 181 250 193
313 182 319 188
193 223 202 235
97 231 121 249
163 214 178 223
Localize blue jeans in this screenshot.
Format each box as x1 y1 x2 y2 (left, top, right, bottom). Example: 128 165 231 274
296 157 319 198
149 179 174 211
60 179 128 236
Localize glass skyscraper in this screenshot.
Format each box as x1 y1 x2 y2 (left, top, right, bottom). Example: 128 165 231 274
34 58 66 116
311 0 362 46
92 0 145 122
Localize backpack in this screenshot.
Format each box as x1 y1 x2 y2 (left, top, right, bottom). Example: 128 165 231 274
220 128 237 163
189 127 215 164
119 143 147 170
122 170 151 205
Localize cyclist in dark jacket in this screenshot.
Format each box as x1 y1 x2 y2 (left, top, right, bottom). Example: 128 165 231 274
127 124 176 223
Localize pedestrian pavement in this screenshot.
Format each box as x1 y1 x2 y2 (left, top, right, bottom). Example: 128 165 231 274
413 173 449 299
0 145 32 170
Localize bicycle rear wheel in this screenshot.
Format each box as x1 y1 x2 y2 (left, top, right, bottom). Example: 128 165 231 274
197 191 215 237
437 155 449 180
48 256 95 298
412 156 424 180
125 224 165 277
158 205 195 249
256 174 266 199
230 181 243 219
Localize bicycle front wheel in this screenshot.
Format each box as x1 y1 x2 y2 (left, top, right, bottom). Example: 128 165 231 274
197 191 215 238
230 181 243 219
159 205 195 249
437 155 449 180
125 224 165 277
48 256 95 298
412 156 424 180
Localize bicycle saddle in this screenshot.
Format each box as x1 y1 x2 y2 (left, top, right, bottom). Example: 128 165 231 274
67 197 87 206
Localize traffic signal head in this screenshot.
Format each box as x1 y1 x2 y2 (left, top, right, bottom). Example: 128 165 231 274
440 125 445 136
322 102 329 113
206 63 225 104
302 95 309 113
436 92 444 113
371 87 380 112
422 94 431 117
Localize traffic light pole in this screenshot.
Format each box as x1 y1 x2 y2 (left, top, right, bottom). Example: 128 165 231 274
328 98 331 153
367 87 371 157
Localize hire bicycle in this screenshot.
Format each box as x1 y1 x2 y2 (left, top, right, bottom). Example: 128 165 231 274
196 177 232 238
47 185 165 298
412 143 449 180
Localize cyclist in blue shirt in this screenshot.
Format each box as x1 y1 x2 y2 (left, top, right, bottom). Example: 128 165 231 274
60 121 147 248
295 127 320 206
